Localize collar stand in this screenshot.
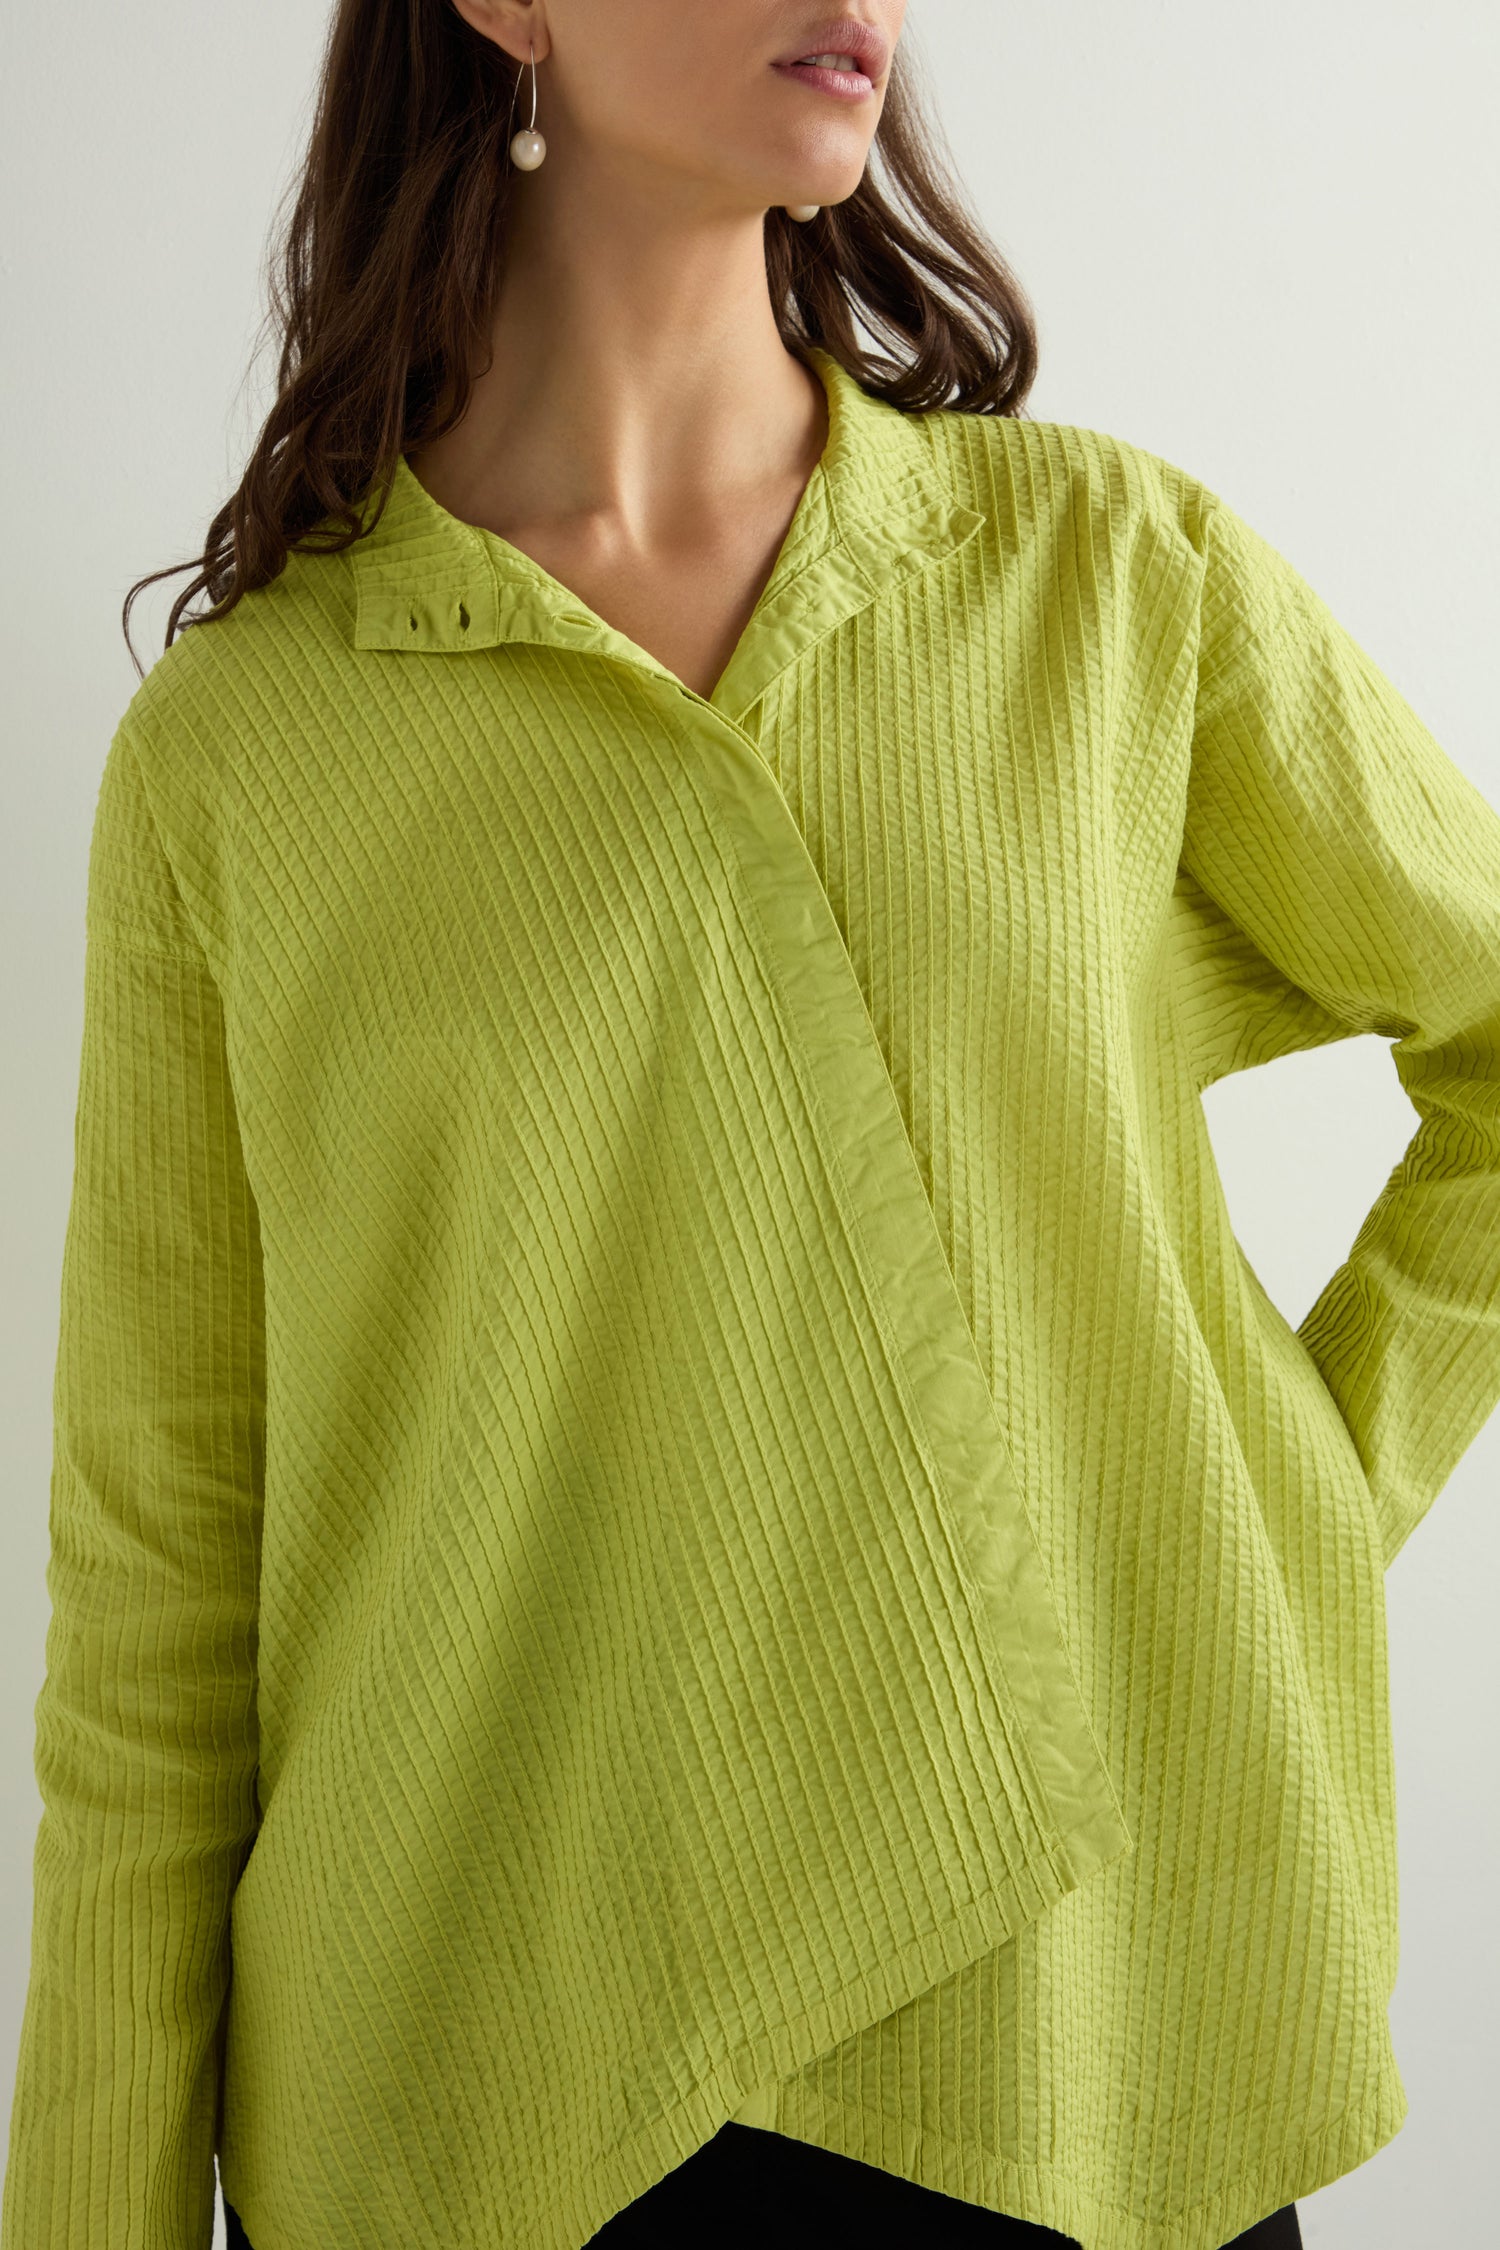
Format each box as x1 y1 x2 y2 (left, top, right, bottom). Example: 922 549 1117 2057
346 348 986 715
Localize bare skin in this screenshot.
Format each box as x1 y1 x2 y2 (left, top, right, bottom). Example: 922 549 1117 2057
411 0 907 700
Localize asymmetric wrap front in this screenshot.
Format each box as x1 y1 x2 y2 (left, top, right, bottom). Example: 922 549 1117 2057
7 347 1500 2250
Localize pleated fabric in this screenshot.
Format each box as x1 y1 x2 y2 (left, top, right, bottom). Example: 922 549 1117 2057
6 346 1500 2250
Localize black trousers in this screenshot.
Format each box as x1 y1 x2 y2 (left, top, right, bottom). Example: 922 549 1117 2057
223 2120 1302 2247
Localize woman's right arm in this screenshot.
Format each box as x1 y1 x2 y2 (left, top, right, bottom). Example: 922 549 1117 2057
2 719 265 2250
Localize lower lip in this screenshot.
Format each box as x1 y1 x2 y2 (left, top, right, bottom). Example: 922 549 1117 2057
770 59 875 99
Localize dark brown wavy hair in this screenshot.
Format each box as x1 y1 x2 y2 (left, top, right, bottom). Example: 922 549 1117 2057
123 1 1039 676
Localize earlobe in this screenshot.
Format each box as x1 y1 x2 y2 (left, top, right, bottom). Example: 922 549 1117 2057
449 0 551 68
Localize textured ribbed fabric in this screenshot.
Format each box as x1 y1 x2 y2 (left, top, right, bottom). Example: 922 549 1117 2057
7 345 1500 2250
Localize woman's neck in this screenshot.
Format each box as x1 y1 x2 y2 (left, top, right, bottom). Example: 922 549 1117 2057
407 200 823 556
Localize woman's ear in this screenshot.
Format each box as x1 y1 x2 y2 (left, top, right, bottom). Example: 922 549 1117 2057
449 0 552 68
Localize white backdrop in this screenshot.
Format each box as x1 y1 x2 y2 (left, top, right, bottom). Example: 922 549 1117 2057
2 5 1496 2245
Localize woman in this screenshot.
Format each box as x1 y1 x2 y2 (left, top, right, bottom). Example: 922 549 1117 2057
6 2 1499 2247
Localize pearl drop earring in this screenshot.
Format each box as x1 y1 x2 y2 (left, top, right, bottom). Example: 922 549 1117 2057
786 204 821 222
509 40 546 170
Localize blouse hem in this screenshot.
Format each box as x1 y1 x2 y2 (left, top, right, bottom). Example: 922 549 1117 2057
222 2011 1404 2250
760 2056 1409 2250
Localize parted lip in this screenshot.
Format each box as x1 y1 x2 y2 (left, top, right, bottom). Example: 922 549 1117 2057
773 17 891 81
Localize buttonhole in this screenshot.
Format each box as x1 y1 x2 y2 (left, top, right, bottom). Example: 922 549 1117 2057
457 601 470 632
408 611 418 633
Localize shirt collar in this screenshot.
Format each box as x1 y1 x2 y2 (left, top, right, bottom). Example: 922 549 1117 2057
346 345 986 725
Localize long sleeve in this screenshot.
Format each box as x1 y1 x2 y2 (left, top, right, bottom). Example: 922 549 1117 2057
1181 491 1500 1569
2 720 264 2250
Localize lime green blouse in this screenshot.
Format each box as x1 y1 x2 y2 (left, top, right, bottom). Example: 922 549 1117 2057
7 347 1500 2250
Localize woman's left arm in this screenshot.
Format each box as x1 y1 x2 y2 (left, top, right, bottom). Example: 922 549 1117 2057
1180 490 1500 1569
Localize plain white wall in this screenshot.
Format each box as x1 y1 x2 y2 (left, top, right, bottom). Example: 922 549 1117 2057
2 5 1496 2245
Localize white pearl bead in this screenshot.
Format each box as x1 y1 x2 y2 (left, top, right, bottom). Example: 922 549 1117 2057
509 128 547 171
786 203 821 222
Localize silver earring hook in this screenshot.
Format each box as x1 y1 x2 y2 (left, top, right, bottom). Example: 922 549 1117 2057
526 39 538 130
